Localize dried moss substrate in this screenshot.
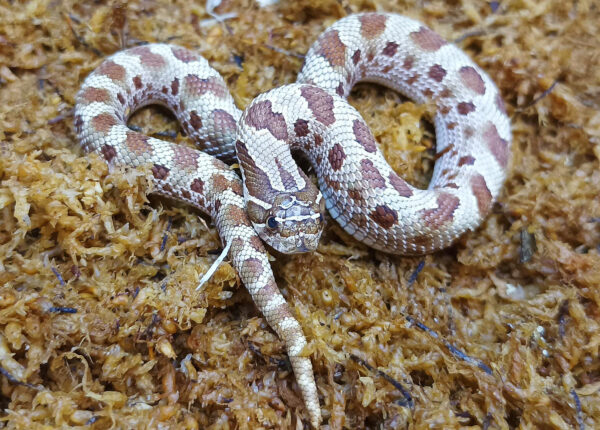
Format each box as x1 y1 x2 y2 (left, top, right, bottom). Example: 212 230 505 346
1 0 599 428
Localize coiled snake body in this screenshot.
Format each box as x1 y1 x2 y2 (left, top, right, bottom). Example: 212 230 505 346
75 13 511 428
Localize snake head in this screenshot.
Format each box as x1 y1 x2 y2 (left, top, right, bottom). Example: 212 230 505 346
247 191 326 254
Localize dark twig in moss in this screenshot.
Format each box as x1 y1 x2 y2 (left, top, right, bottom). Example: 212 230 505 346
405 316 492 375
248 342 289 368
519 229 537 263
571 388 584 430
51 267 65 286
558 300 569 338
454 30 486 44
350 354 413 408
65 14 102 57
408 260 425 286
48 109 74 125
48 306 77 314
263 44 305 59
519 79 559 111
483 413 492 429
0 366 41 390
160 217 172 252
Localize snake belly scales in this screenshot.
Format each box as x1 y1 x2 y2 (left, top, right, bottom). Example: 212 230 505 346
74 12 511 428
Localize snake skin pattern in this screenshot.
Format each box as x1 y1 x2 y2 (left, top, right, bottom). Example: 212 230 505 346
238 13 511 255
74 12 511 429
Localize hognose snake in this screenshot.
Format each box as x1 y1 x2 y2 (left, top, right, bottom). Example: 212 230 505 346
74 12 511 428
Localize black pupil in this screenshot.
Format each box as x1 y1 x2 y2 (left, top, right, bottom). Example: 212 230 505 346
267 217 278 228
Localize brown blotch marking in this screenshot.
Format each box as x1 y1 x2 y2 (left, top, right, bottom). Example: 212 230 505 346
354 212 368 229
191 178 204 194
457 102 476 115
189 111 203 129
328 143 346 171
389 172 413 197
74 115 83 133
421 193 460 228
435 144 454 159
483 122 509 167
445 183 459 189
406 73 420 85
353 119 376 153
317 30 346 67
213 109 237 133
100 145 117 162
294 119 309 137
496 92 507 114
359 13 388 39
125 132 152 155
129 46 166 68
352 49 361 65
313 134 323 147
96 60 126 82
382 64 393 74
464 127 475 139
92 113 117 133
439 88 453 98
439 105 451 116
161 184 173 194
133 75 143 90
117 93 126 105
241 257 264 280
212 174 243 196
249 235 265 253
258 279 281 300
224 204 247 227
171 47 199 63
447 122 458 130
410 26 448 52
152 164 170 180
244 100 288 141
324 176 341 191
428 64 447 82
181 189 191 200
300 86 335 126
185 75 226 98
274 157 298 189
471 174 493 215
347 188 364 204
382 41 398 57
213 199 222 214
422 88 434 98
81 87 111 103
370 205 398 229
172 145 199 170
402 56 415 70
171 78 180 96
360 159 385 188
366 51 375 62
459 66 486 95
336 82 344 97
161 86 168 95
458 155 475 166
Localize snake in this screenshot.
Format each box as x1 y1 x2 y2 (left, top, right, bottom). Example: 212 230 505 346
74 12 511 428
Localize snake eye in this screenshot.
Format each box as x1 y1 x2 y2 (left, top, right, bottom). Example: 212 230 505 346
266 216 278 229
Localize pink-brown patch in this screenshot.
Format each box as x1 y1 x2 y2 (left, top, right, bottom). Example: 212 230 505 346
81 87 111 103
317 30 346 67
483 122 509 168
152 164 170 180
336 82 345 97
382 41 398 57
171 78 180 96
439 88 453 98
410 26 448 52
402 56 415 70
100 145 116 162
457 102 476 115
212 174 243 196
440 105 451 116
496 92 507 114
464 127 475 138
184 75 226 98
406 73 420 85
129 46 166 68
352 49 361 65
300 85 335 126
459 66 486 95
360 159 385 188
428 64 447 82
213 109 236 133
328 143 346 171
313 134 323 147
294 119 309 137
389 172 413 197
132 75 143 90
471 174 492 215
458 155 476 166
241 257 264 280
125 132 153 155
244 100 288 141
189 111 203 129
191 178 204 194
359 14 388 39
353 119 376 153
117 93 126 105
96 60 126 82
421 193 460 229
422 88 434 98
224 204 247 227
171 47 199 63
92 113 117 133
370 205 398 229
447 122 458 130
172 145 199 170
249 235 265 253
